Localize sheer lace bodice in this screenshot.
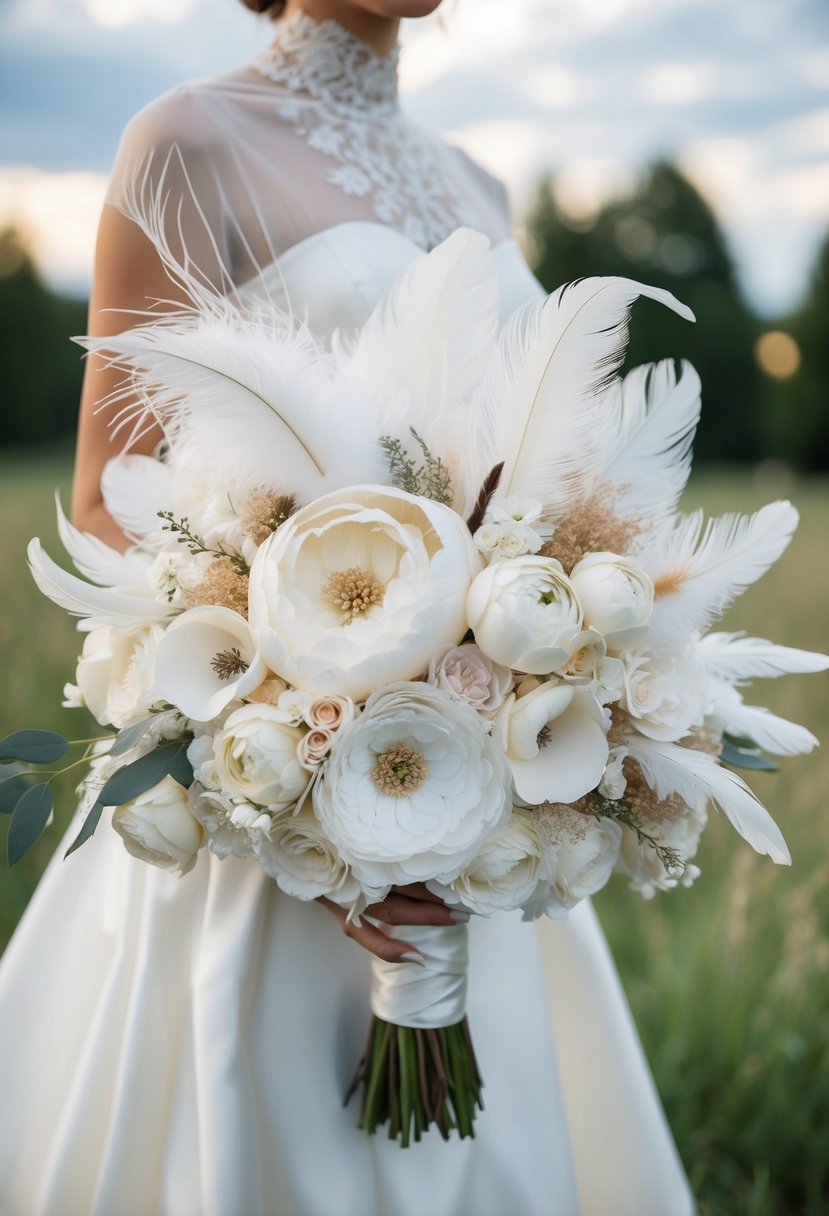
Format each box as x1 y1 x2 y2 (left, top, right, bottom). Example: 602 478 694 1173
104 10 510 294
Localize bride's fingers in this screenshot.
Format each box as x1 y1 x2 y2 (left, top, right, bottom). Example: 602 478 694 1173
390 882 446 905
366 894 466 927
318 897 419 963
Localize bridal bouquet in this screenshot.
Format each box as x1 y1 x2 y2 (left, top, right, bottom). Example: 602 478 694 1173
4 229 825 1144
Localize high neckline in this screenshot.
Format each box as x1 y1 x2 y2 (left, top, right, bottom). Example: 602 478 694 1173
252 9 400 116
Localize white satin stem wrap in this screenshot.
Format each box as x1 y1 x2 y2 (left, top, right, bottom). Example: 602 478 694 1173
370 924 469 1029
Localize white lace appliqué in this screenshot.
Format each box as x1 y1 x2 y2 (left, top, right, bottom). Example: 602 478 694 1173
252 11 479 249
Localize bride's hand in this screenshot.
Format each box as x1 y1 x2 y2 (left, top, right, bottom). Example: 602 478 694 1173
318 884 468 964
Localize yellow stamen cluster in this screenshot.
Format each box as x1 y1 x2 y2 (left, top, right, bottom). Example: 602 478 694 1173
372 744 429 795
324 566 385 623
242 489 296 546
540 485 641 574
185 557 250 618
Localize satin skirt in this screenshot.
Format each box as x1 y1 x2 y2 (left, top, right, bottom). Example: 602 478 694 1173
0 811 694 1216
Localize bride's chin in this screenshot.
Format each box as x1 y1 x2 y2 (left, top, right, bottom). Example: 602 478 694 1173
370 0 444 16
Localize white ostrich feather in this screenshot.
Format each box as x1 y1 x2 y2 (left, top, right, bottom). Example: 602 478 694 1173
641 501 799 649
600 359 701 523
626 733 790 864
336 228 498 440
455 276 695 517
100 454 176 548
697 631 829 682
81 311 386 505
28 539 171 632
708 678 819 755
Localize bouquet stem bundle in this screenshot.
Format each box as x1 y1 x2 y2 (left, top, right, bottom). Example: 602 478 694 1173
346 1015 483 1146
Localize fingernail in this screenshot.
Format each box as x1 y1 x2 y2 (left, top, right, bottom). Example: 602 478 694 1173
399 951 426 967
449 910 470 923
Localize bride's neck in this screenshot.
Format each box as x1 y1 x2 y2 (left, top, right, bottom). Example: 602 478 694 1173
281 1 399 56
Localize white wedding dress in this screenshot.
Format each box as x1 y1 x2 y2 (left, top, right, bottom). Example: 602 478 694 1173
0 14 694 1216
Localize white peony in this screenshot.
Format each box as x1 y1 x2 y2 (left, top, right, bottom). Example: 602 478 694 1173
112 774 205 875
568 553 654 649
621 647 710 741
495 683 609 805
154 605 268 722
313 681 511 890
427 643 513 716
249 485 480 701
432 808 551 915
467 555 583 675
75 623 164 728
257 798 362 904
212 703 308 810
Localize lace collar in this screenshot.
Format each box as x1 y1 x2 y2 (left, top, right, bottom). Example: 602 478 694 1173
252 9 399 116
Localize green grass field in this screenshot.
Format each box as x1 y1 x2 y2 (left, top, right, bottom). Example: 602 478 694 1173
1 451 827 1215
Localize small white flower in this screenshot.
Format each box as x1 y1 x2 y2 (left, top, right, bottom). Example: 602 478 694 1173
187 782 273 860
62 682 84 709
598 747 628 800
112 775 205 876
560 629 626 705
276 688 314 726
473 522 541 562
569 552 654 649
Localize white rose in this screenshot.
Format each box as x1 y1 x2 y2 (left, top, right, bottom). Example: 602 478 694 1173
76 623 164 728
495 683 609 805
257 799 362 904
213 703 308 809
432 808 551 915
467 555 583 675
427 643 513 716
297 728 333 770
535 803 623 910
249 485 480 701
112 774 205 875
313 681 511 889
617 800 707 898
154 605 268 723
569 553 654 649
304 695 354 732
621 648 709 741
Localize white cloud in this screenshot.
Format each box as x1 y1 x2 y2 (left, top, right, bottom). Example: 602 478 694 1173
0 167 106 294
83 0 198 28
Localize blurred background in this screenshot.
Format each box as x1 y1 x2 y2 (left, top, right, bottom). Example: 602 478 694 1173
1 1 827 1212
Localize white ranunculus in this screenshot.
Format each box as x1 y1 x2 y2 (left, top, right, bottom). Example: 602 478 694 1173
257 799 362 904
568 553 654 649
495 683 609 805
534 803 623 911
154 605 268 722
432 808 551 915
75 623 165 728
212 703 308 810
467 555 583 675
112 774 205 875
249 485 480 701
313 681 511 889
427 643 513 716
617 800 707 898
621 647 710 741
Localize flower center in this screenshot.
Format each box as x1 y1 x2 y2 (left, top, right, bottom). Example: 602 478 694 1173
323 565 385 623
538 589 559 606
536 724 552 749
211 647 249 681
372 743 429 795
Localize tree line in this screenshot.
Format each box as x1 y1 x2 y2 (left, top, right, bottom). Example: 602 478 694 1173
0 168 826 467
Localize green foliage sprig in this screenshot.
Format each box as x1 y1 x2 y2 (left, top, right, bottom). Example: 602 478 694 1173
157 511 250 576
379 429 453 505
587 790 685 877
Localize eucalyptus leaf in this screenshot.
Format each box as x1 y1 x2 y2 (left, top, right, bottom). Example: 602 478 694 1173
721 739 779 772
98 741 193 808
0 765 31 814
8 784 53 865
108 717 158 758
0 730 69 765
64 797 105 858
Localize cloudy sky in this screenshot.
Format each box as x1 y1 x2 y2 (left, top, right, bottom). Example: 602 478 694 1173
1 0 827 315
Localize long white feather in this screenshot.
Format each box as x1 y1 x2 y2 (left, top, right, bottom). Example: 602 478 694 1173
697 631 829 682
337 228 499 439
456 276 695 516
641 501 799 648
81 312 386 504
716 700 818 755
53 495 155 592
600 359 701 523
626 733 790 864
28 540 172 631
100 454 176 548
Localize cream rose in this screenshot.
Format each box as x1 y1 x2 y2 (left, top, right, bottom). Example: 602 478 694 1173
212 703 307 809
75 623 164 728
532 803 623 911
112 775 205 875
433 808 551 915
257 799 362 904
568 552 654 649
495 683 609 805
427 643 513 715
249 485 480 700
467 555 583 675
621 647 709 741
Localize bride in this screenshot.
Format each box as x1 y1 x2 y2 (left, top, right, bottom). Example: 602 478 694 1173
0 2 696 1213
